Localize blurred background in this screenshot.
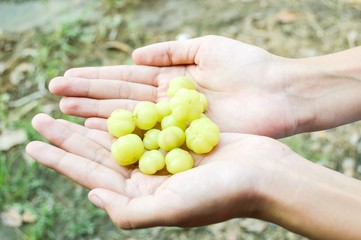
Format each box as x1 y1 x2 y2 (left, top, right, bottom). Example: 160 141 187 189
1 0 361 239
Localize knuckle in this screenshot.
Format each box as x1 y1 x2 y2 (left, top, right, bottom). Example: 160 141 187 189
118 81 130 99
92 145 110 164
60 98 79 114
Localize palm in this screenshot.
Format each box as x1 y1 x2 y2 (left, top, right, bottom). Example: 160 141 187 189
188 37 294 137
50 36 294 138
27 114 284 228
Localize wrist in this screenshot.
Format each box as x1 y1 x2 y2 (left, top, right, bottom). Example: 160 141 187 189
258 149 361 239
276 52 361 134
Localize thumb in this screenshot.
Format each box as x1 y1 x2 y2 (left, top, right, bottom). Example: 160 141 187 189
88 188 167 229
132 36 207 66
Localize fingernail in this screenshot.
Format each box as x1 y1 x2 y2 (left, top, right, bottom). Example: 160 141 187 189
89 194 104 209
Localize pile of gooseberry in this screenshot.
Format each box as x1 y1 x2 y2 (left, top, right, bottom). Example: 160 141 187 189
107 76 219 174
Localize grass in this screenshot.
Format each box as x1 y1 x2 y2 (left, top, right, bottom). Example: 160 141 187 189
1 0 361 239
0 2 118 239
0 1 171 238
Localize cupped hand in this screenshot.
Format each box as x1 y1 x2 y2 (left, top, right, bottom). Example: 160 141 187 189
49 35 298 138
26 113 292 228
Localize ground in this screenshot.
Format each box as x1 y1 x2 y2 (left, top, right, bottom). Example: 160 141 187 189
1 0 361 239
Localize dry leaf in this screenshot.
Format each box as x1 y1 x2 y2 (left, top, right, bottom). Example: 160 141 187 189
176 33 191 41
0 129 28 151
105 41 132 53
10 63 35 85
298 48 318 58
0 63 5 75
275 9 299 24
240 219 267 233
342 158 355 177
347 30 358 47
20 48 38 58
311 130 328 140
0 206 23 227
22 209 37 224
40 103 59 114
348 132 360 145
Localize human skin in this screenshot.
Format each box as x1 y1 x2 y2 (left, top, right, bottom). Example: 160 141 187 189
28 36 361 238
49 35 361 138
26 114 361 239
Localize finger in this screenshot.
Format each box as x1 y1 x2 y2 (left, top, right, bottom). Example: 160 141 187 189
32 113 130 176
84 118 108 131
56 119 113 151
132 36 207 66
88 188 170 229
49 77 157 101
63 65 160 86
59 97 138 118
26 141 127 193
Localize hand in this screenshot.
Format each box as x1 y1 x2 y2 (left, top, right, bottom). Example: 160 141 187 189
26 114 361 239
49 35 298 138
26 113 291 228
